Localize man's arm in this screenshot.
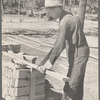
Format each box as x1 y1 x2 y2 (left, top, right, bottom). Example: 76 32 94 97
49 17 69 65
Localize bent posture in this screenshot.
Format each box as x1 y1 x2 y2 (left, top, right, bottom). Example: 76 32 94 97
40 0 90 100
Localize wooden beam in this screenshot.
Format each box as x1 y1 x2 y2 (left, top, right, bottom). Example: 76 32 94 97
29 74 36 100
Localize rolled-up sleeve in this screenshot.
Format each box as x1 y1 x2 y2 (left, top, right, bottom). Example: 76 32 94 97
49 17 70 65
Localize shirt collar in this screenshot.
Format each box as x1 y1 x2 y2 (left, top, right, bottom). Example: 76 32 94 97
59 10 73 22
59 10 67 21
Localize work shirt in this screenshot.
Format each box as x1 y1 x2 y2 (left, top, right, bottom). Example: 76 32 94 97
48 10 89 100
49 10 89 65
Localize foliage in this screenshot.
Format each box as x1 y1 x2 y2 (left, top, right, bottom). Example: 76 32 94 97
2 0 98 14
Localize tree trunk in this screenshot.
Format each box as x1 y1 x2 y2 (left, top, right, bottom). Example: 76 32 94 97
18 0 20 15
63 0 65 9
1 0 4 15
78 0 87 30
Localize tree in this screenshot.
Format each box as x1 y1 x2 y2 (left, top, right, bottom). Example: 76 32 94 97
78 0 87 30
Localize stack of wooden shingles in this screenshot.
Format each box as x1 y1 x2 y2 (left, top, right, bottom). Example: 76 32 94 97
2 41 45 100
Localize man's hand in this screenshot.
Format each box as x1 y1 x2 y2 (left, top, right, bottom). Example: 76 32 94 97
38 60 52 73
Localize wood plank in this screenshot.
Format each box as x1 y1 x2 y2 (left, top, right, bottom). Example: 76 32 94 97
13 69 31 79
2 75 5 85
10 44 20 53
2 42 20 53
6 96 11 100
23 55 38 64
2 45 9 52
36 75 45 85
13 96 29 100
2 86 7 98
35 94 45 100
29 74 36 100
4 77 8 86
7 78 12 88
14 79 30 87
3 52 69 82
2 52 38 69
35 83 45 95
5 66 9 78
46 70 70 82
10 87 29 96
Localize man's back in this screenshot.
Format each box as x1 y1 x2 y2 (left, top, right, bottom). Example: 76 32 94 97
59 14 88 48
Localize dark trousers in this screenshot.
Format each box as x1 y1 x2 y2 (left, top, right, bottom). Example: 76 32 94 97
63 45 89 100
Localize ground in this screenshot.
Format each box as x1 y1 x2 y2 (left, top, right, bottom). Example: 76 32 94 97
2 13 98 100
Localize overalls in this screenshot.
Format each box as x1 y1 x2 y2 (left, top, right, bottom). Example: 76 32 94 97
49 10 90 100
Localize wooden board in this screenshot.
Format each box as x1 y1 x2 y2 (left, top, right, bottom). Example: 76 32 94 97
46 70 70 82
35 94 45 100
13 96 29 100
36 75 45 85
14 79 30 87
13 69 31 79
29 75 36 100
6 96 11 100
10 87 29 96
2 42 20 53
35 83 45 95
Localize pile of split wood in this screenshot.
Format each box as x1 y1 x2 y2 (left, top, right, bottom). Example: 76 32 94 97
2 42 45 100
2 41 69 100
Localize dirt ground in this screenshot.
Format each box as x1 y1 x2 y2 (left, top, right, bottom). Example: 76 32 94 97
2 14 98 100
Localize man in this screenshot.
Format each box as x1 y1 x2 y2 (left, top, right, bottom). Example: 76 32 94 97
39 0 90 100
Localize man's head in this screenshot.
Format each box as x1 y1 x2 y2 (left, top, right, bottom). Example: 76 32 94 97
43 0 63 20
46 6 63 20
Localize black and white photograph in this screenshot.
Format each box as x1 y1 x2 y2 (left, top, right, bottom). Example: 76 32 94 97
2 0 98 100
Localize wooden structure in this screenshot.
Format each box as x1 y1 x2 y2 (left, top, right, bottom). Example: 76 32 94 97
2 43 45 100
2 42 69 100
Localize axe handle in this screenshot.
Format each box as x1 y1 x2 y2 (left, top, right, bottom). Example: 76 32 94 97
37 48 53 68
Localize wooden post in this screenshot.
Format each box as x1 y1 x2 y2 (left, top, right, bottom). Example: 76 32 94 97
29 73 36 100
